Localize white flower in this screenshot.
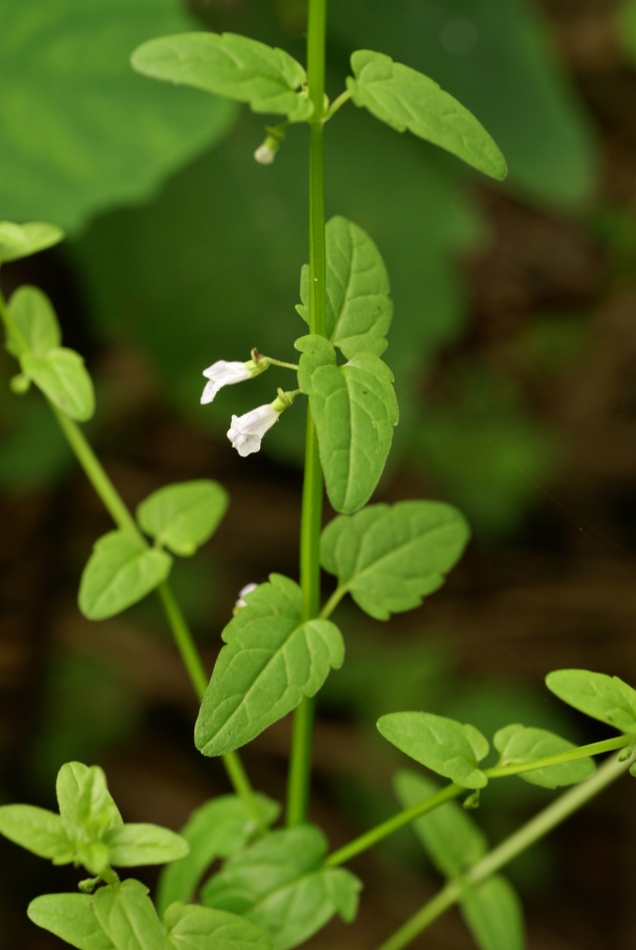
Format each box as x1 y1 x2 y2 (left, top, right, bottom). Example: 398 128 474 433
254 144 276 165
235 582 258 610
201 360 253 405
227 404 281 457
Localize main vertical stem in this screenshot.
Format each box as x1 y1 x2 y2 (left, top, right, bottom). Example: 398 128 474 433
286 0 328 828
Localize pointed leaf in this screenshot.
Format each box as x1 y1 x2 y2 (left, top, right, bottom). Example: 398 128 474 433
394 770 487 877
132 32 312 122
494 724 595 789
91 879 166 950
0 221 64 264
296 334 398 513
157 794 280 915
0 805 72 862
164 903 274 950
78 529 173 620
195 574 344 755
6 285 61 358
20 347 95 421
297 216 393 359
459 876 525 950
56 763 123 836
347 50 507 180
200 827 361 950
546 669 636 733
321 500 469 620
378 712 489 789
28 894 114 950
136 479 229 556
104 823 189 867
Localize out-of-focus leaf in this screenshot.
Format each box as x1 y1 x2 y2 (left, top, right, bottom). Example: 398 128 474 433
6 286 61 357
136 479 229 556
0 222 64 264
21 348 94 422
164 903 274 950
459 875 525 950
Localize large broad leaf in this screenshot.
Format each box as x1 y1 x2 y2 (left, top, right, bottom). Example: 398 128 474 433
6 286 61 358
200 826 361 950
545 670 636 734
195 574 344 756
91 880 166 950
78 529 173 620
136 479 229 556
321 500 469 620
459 876 525 950
0 0 236 231
157 794 280 915
56 763 123 838
378 712 489 789
0 222 64 265
296 335 398 513
347 50 506 180
20 348 95 422
493 724 595 789
394 770 487 878
104 823 189 867
296 216 393 359
0 805 72 863
164 903 274 950
132 32 312 122
28 894 114 950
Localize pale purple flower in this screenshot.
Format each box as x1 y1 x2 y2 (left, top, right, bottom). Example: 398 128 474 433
201 360 253 404
227 404 281 457
235 583 258 610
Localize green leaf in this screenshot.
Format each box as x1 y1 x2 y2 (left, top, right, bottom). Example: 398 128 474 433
297 216 393 359
296 335 398 513
56 763 123 837
394 770 487 877
0 805 72 862
459 875 525 950
132 32 312 123
157 794 280 916
136 479 229 556
346 49 506 180
0 0 236 232
164 903 275 950
0 221 64 265
494 724 595 789
200 826 361 950
78 530 173 620
28 893 114 950
195 574 344 756
20 348 95 422
545 669 636 733
103 823 189 867
91 879 166 950
6 286 62 358
320 500 469 620
377 712 489 789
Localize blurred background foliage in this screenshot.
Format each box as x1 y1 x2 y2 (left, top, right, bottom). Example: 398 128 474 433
2 0 636 947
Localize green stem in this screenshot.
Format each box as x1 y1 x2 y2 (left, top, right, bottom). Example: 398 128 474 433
485 733 632 779
262 357 299 371
319 584 347 619
376 751 635 950
286 0 328 829
326 88 352 120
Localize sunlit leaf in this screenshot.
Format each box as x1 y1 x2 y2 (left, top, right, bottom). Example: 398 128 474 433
546 670 636 734
28 893 114 950
0 221 64 264
164 903 275 950
493 724 595 788
137 479 229 556
91 880 166 950
21 348 94 422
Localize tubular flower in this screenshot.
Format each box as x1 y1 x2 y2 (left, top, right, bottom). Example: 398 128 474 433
227 404 281 457
201 359 265 404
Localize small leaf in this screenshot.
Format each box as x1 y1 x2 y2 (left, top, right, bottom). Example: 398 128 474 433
200 826 361 950
91 879 166 950
494 724 595 789
104 823 189 867
28 893 114 950
546 669 636 733
164 902 275 950
321 500 469 620
378 712 489 789
0 805 72 862
195 574 344 756
346 50 507 180
296 334 398 513
136 479 229 556
459 875 525 950
56 763 123 837
6 285 61 357
0 220 64 264
394 770 487 877
78 530 173 620
157 793 280 915
20 347 95 421
297 216 393 359
132 32 312 122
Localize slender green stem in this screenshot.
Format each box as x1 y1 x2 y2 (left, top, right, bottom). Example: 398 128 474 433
376 751 635 950
485 733 632 779
326 88 352 120
286 0 328 828
262 357 299 371
319 584 347 619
